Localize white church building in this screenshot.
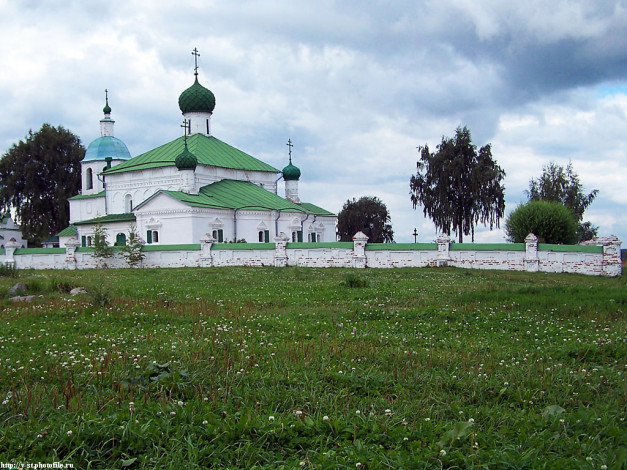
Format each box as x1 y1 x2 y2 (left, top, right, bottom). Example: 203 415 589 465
59 57 337 248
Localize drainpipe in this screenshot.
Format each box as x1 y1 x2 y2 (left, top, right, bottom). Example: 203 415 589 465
274 174 283 195
274 210 282 238
300 213 310 241
233 209 239 242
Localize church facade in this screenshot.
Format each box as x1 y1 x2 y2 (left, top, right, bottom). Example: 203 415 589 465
60 61 336 249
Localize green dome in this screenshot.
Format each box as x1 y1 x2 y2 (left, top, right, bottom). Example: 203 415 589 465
103 101 111 114
178 77 215 114
282 162 301 181
175 145 198 171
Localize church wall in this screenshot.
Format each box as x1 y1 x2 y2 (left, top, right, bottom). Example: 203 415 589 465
69 197 106 224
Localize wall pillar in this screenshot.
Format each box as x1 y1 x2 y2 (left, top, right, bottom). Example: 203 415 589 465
524 233 539 272
601 235 622 277
4 240 18 268
436 234 450 267
352 231 368 268
274 232 289 267
64 238 81 270
200 234 215 267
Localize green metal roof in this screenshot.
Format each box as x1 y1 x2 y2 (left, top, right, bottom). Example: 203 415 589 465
104 134 278 175
136 180 333 217
73 213 136 226
297 202 335 216
69 191 105 200
144 179 307 212
56 225 78 237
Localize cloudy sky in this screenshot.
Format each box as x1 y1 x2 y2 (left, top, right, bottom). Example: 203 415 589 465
1 0 625 243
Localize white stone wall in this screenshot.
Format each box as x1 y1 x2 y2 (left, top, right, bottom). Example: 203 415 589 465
2 233 622 277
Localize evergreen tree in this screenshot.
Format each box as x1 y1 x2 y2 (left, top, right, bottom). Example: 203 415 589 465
0 124 84 245
527 161 598 242
121 224 145 268
337 196 394 243
410 126 506 242
92 223 113 268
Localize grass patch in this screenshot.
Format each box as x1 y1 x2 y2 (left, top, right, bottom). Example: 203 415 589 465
0 267 624 468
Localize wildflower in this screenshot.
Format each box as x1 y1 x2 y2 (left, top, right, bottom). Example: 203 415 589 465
424 418 431 422
37 434 43 439
356 410 361 415
177 400 184 406
468 418 475 423
202 420 208 425
299 461 306 467
294 410 303 416
67 430 72 437
269 416 275 421
385 409 392 416
356 463 363 468
323 416 329 422
439 449 446 456
170 411 176 417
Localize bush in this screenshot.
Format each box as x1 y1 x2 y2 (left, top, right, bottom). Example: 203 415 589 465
505 201 578 244
342 273 369 288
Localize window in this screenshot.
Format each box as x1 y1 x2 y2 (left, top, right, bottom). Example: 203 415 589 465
86 168 93 190
212 229 224 242
124 194 133 213
292 231 297 242
309 233 317 243
188 119 191 134
258 230 269 243
87 236 93 247
81 235 86 247
147 230 159 244
206 119 209 135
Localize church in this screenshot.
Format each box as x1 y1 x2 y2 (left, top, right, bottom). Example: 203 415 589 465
58 52 337 249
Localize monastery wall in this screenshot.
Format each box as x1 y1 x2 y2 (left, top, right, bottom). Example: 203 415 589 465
1 233 622 277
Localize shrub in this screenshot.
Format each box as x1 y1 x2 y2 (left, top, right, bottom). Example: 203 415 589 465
342 273 369 288
121 224 145 268
505 201 578 244
0 263 17 278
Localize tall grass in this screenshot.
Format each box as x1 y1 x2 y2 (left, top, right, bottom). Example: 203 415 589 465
0 267 624 468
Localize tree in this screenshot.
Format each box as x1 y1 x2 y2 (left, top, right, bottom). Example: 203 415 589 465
92 223 113 268
527 161 598 242
121 224 145 267
337 196 394 243
505 201 578 244
0 124 83 245
410 126 505 242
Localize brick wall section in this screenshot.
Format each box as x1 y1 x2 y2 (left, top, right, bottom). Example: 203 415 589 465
2 232 622 277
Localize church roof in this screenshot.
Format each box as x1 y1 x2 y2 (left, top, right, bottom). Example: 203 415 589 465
73 213 136 226
83 136 132 162
69 191 105 200
104 134 278 175
136 179 334 216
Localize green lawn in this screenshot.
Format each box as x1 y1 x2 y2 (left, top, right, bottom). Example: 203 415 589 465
0 267 625 469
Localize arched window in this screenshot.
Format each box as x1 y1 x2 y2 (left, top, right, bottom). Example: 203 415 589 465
86 168 93 190
124 194 133 213
115 233 127 246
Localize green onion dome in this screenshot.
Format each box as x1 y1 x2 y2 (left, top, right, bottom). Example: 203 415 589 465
282 162 301 181
103 101 111 114
178 78 216 114
175 144 198 171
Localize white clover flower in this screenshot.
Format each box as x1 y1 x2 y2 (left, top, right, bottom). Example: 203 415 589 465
356 410 360 415
269 416 275 421
67 430 72 437
170 411 176 416
439 449 446 456
468 418 475 423
323 416 329 422
202 420 208 425
424 418 431 422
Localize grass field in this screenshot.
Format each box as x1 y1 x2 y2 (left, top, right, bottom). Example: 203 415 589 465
0 267 625 469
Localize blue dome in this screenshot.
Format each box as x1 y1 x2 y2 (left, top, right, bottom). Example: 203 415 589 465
83 136 131 162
